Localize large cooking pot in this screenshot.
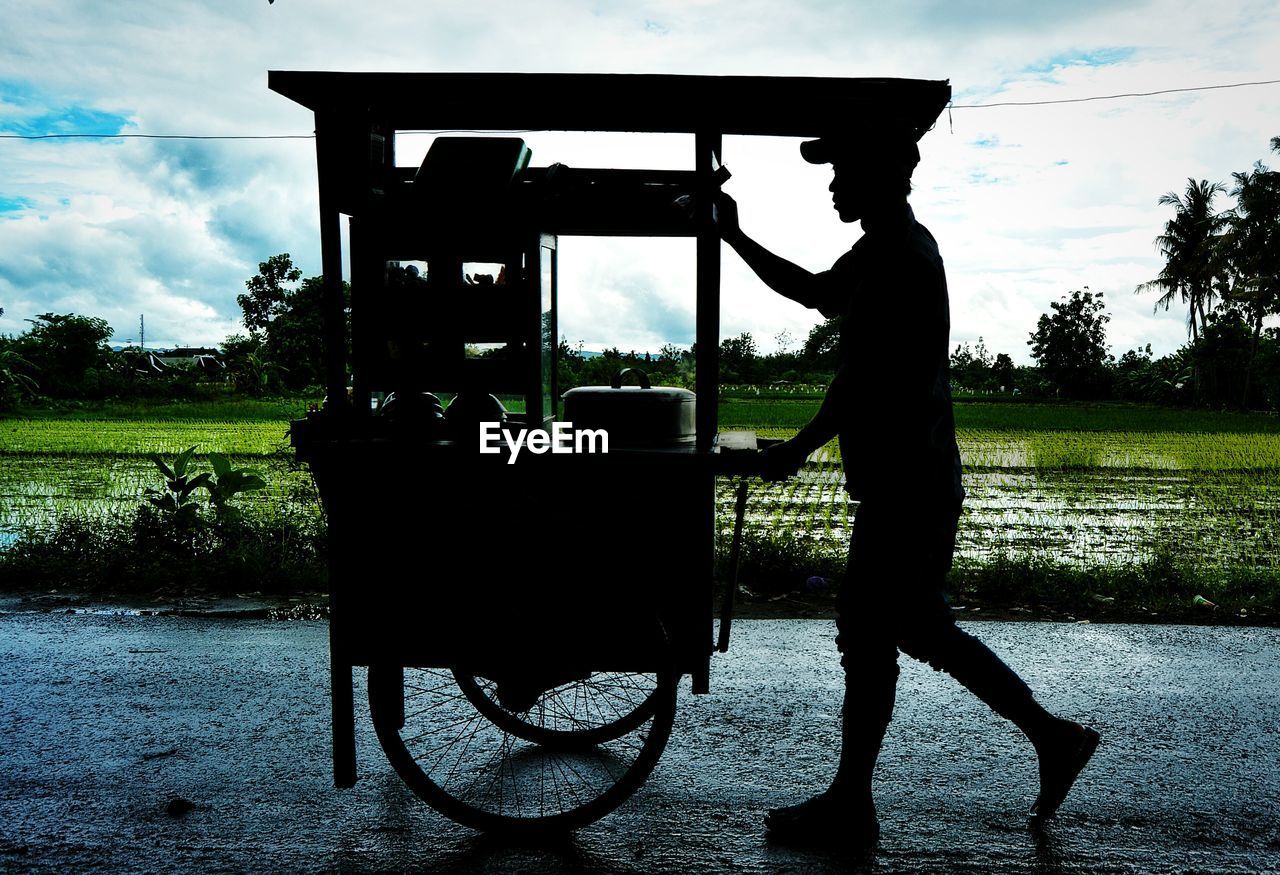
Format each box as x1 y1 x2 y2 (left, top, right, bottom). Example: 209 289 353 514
561 368 695 448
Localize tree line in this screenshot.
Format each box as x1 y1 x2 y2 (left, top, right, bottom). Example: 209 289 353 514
1 132 1275 411
990 135 1280 407
0 254 335 409
4 279 1277 411
581 136 1280 409
1127 136 1280 408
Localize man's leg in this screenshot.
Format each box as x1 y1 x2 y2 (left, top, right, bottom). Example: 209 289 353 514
764 508 895 844
762 611 890 844
890 508 1100 818
829 618 899 803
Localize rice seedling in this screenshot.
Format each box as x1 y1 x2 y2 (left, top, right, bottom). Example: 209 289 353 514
4 401 1279 605
721 398 1280 435
715 422 1280 583
0 419 292 456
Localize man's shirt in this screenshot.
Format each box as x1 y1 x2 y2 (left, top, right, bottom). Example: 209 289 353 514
804 206 964 507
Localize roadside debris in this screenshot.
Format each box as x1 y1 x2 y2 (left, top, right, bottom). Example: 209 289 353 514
142 748 179 761
164 796 195 817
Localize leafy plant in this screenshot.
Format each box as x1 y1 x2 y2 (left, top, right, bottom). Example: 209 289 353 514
143 446 268 528
144 446 209 530
206 453 267 518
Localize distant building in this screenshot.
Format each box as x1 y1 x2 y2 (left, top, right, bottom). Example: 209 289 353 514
156 347 224 374
116 348 168 376
116 346 225 377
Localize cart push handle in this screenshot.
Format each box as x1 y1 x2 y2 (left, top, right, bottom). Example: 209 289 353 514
714 434 782 653
717 476 751 653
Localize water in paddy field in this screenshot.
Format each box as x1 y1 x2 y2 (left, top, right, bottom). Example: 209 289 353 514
716 457 1280 570
0 455 321 541
3 449 1279 572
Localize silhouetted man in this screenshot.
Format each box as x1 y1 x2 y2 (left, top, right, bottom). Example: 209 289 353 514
716 125 1099 847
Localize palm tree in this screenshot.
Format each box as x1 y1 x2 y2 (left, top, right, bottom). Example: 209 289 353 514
1222 145 1280 405
0 347 39 406
1136 178 1228 342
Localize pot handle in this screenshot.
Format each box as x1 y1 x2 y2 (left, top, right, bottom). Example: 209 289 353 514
611 368 651 389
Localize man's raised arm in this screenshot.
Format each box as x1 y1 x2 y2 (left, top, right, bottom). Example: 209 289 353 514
716 193 833 314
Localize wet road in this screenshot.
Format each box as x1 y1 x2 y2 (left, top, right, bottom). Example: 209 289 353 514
1 613 1277 873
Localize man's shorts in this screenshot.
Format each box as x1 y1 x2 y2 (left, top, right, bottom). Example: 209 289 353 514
836 499 962 652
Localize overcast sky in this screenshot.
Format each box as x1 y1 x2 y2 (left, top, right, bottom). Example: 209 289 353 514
2 1 1278 362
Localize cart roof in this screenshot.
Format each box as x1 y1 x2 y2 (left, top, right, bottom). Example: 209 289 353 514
268 72 951 139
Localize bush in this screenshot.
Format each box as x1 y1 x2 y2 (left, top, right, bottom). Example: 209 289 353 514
0 506 325 596
947 547 1278 622
0 446 323 596
716 528 843 598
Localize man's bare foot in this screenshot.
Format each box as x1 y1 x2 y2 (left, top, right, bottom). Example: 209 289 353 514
764 790 878 848
1031 719 1101 819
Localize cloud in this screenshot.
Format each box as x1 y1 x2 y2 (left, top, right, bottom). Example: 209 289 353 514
0 196 35 214
896 0 1145 34
0 0 1277 362
1024 47 1137 75
0 78 132 137
558 237 698 352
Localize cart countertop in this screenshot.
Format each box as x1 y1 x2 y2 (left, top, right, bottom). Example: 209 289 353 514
268 71 950 139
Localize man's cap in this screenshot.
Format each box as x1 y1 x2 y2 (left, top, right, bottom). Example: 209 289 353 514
800 124 924 171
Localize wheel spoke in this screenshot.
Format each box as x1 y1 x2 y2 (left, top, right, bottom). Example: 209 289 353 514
369 653 676 832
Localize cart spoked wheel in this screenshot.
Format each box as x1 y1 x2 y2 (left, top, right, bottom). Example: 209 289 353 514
453 669 664 750
367 631 678 834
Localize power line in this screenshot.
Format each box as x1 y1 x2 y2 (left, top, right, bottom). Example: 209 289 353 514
951 77 1280 109
1 78 1277 140
0 128 537 141
0 132 315 140
402 129 539 135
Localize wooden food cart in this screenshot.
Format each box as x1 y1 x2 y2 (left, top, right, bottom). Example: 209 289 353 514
272 71 949 834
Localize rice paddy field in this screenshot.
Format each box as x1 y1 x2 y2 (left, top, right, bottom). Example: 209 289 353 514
2 398 1278 582
728 435 1280 572
715 400 1280 576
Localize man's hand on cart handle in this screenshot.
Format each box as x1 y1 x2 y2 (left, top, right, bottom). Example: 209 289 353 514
673 186 740 241
757 438 809 482
712 192 743 244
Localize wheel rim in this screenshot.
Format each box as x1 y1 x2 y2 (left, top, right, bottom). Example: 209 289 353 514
454 670 662 749
369 664 676 834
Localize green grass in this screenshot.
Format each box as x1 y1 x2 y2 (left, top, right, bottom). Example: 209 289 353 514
0 455 318 539
719 398 1280 434
11 417 1277 471
9 395 320 422
947 551 1279 623
717 432 1280 589
0 506 326 596
0 420 293 456
961 430 1280 471
718 399 819 429
713 532 1279 623
955 402 1280 433
13 396 1277 435
741 427 1280 472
